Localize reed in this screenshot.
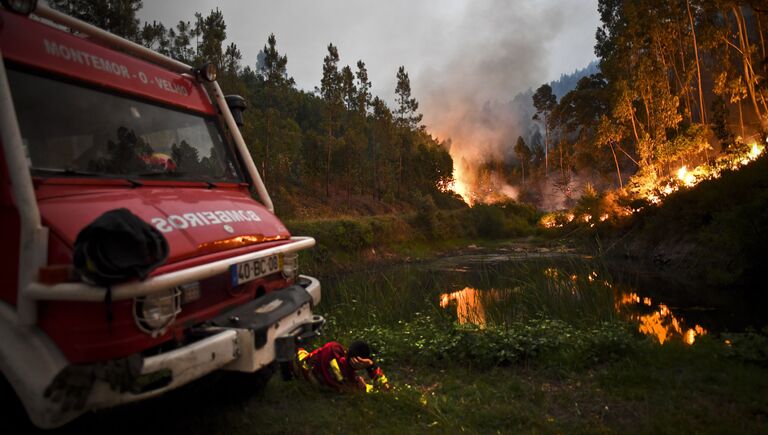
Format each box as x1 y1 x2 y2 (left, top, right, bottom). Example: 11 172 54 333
320 257 619 335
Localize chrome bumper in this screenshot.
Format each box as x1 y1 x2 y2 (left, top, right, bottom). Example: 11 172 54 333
34 275 322 429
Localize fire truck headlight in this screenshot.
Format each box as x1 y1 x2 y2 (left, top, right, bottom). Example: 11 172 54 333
281 252 299 281
134 288 181 337
196 62 217 82
1 0 37 15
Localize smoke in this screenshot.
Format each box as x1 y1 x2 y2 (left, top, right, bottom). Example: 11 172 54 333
416 0 590 207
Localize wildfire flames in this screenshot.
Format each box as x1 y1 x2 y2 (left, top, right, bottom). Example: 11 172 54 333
539 139 766 229
439 159 520 206
442 163 474 205
646 140 764 206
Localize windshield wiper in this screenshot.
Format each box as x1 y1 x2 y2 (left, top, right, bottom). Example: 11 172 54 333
135 172 218 188
32 167 102 177
135 171 190 179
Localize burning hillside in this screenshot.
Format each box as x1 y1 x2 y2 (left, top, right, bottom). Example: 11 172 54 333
440 155 519 206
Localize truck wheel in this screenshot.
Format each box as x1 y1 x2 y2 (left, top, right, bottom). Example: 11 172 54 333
0 375 36 433
217 364 275 400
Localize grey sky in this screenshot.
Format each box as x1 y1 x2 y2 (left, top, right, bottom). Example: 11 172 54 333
139 0 600 110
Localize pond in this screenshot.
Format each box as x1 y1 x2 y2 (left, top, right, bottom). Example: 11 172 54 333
320 251 766 345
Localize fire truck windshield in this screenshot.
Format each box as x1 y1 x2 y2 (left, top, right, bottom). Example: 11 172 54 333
7 68 243 183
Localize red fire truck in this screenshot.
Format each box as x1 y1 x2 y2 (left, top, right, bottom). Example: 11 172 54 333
0 1 323 428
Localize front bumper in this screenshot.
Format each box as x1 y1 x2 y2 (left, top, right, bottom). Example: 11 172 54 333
35 275 322 429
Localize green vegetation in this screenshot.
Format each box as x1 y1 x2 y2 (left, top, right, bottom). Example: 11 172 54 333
51 260 768 434
539 152 768 289
625 153 768 287
287 201 541 272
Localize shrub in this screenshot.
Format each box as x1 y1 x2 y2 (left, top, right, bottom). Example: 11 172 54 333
412 193 439 238
469 204 507 238
346 315 638 369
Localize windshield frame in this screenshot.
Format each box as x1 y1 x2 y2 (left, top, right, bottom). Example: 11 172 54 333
8 62 246 185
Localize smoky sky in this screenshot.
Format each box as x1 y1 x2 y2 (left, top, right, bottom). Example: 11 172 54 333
139 0 599 180
138 1 599 106
421 0 598 165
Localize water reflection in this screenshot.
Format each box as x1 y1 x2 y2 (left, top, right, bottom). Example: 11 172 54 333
439 270 708 345
439 288 488 326
617 291 707 345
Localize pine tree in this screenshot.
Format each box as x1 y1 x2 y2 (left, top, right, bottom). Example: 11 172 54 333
195 9 227 69
259 34 294 88
320 44 343 197
394 66 422 197
355 61 372 117
394 66 423 129
257 34 295 185
340 66 357 112
49 0 143 41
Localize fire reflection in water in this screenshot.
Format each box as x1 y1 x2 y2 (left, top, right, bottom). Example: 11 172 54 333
440 287 488 326
439 275 707 345
617 292 707 345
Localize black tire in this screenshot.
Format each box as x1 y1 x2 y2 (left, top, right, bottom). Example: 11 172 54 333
0 375 38 434
216 363 276 401
279 361 296 381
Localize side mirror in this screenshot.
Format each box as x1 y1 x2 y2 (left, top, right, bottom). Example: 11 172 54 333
224 95 247 128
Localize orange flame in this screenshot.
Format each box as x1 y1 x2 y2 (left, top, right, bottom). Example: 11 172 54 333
642 140 765 207
447 162 473 205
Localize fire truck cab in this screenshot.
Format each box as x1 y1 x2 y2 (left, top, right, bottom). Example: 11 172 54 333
0 2 323 428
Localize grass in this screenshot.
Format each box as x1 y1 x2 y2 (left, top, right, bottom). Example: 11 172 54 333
28 257 768 434
45 337 768 434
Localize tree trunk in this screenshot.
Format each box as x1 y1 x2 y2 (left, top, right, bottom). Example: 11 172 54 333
627 97 641 145
326 128 332 198
739 98 744 138
397 138 403 199
265 110 271 186
372 139 378 200
668 35 691 123
544 113 549 178
756 12 766 61
687 0 707 124
609 142 623 189
733 6 763 123
642 91 652 136
677 24 695 124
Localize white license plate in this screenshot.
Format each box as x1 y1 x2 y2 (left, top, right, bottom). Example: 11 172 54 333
229 254 283 286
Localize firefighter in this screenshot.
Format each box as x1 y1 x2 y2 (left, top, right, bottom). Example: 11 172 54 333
294 340 390 392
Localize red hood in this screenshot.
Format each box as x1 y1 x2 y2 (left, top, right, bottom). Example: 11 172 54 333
37 184 290 264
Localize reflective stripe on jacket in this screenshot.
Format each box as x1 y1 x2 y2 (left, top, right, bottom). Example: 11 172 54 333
296 342 388 391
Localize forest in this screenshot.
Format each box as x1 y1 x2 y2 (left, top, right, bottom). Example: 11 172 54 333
513 0 768 210
49 0 458 219
48 1 768 219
